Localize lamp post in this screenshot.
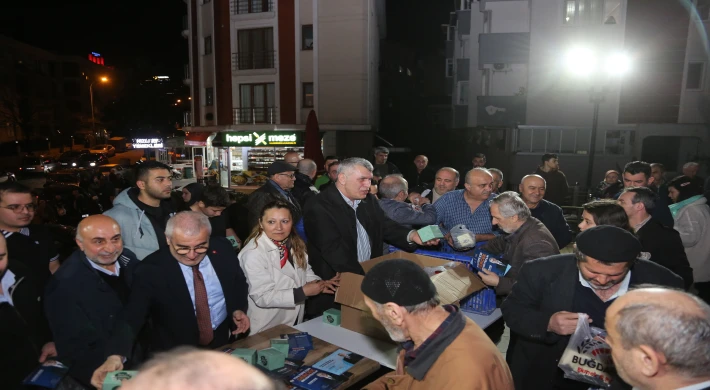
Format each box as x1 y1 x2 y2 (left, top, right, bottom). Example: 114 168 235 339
90 76 109 135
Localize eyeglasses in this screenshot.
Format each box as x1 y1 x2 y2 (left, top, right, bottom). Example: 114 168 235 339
0 203 37 213
172 245 209 255
277 173 296 179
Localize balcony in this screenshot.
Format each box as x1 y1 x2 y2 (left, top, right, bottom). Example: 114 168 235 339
232 51 276 72
230 0 274 15
478 33 530 67
476 95 527 127
233 107 278 124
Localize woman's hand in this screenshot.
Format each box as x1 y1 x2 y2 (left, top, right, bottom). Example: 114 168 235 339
303 280 325 297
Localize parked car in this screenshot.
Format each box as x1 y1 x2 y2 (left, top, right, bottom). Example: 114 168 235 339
45 168 96 187
36 184 103 225
0 170 16 183
19 155 58 174
79 153 109 168
58 150 90 168
90 144 116 157
98 164 125 177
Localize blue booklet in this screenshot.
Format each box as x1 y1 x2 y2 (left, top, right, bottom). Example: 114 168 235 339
290 366 347 390
281 332 314 361
22 360 69 389
471 249 511 276
312 349 363 375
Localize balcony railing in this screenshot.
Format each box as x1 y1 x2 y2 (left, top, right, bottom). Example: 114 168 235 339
231 0 274 15
232 51 276 71
233 107 278 124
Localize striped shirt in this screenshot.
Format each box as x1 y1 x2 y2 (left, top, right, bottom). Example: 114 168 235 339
338 190 371 262
433 189 494 234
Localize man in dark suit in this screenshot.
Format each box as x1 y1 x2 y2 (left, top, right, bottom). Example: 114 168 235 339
247 161 302 231
303 158 439 316
44 215 141 387
605 287 710 390
502 226 684 390
1 235 56 389
618 187 694 289
91 211 250 388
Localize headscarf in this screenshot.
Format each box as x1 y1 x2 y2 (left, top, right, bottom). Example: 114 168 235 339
183 183 204 207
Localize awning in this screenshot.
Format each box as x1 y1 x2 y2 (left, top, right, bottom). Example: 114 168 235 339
184 132 214 146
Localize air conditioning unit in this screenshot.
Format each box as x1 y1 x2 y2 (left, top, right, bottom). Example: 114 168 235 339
492 63 512 72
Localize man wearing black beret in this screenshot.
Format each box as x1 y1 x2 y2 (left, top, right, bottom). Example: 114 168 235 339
361 259 514 390
501 225 684 390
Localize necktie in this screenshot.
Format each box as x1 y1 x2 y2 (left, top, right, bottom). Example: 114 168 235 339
192 266 213 346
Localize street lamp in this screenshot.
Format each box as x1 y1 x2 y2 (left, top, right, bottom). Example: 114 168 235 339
563 48 631 191
90 76 109 135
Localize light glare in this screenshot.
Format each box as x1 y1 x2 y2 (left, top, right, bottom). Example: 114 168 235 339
564 48 597 76
605 53 631 76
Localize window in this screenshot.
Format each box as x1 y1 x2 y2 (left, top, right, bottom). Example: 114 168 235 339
697 0 710 21
236 28 275 70
686 62 705 90
457 81 469 105
204 36 212 55
563 0 604 25
205 87 214 106
302 25 313 50
238 83 276 123
302 83 314 108
447 25 456 41
446 59 454 77
232 0 273 15
203 0 211 3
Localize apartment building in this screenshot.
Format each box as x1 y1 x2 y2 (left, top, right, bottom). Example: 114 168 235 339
182 0 385 159
446 0 710 188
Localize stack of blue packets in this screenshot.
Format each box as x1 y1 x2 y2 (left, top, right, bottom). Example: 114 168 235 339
281 332 314 361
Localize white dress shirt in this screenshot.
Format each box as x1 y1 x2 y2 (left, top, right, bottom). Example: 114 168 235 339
178 255 227 330
0 269 16 306
578 270 632 302
88 257 121 276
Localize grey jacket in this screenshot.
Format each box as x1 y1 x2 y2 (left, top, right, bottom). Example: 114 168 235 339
378 198 437 229
482 217 560 296
104 189 173 260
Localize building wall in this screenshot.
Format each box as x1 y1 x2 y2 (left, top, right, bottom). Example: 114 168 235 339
199 0 216 125
678 17 710 124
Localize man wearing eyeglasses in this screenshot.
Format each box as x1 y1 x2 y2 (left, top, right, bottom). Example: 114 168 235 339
105 161 177 260
246 161 302 231
0 182 60 288
91 211 250 388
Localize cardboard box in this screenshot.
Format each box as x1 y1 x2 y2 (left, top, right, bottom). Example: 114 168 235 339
322 308 342 326
334 251 486 342
103 371 138 390
231 348 257 364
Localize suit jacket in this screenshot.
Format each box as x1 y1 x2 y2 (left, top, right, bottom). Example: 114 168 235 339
107 237 249 360
501 254 684 390
44 249 140 386
378 199 437 229
247 181 302 231
1 260 52 389
636 218 694 289
482 217 560 296
303 185 416 314
406 166 436 189
291 172 318 208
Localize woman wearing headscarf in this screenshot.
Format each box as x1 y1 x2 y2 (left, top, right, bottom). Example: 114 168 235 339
180 183 204 211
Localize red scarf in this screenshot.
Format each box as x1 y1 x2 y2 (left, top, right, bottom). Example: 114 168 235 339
271 238 290 268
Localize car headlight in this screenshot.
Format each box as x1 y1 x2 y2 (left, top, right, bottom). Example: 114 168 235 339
90 163 96 166
72 163 76 166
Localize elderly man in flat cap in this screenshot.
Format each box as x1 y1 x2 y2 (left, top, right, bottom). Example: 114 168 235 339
501 225 684 390
360 259 513 390
246 161 302 231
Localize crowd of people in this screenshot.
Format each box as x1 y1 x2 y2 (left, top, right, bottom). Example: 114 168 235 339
1 147 709 390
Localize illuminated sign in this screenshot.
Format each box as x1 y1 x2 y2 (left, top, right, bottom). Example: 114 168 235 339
222 131 303 147
89 52 105 66
133 138 164 148
91 52 101 57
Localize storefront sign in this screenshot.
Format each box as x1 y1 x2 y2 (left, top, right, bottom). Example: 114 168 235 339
222 131 303 147
133 138 164 148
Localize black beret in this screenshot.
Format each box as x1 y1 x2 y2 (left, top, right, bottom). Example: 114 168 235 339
267 161 297 176
576 225 642 263
361 259 437 306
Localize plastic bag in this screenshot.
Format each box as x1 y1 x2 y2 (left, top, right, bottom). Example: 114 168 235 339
449 224 476 250
558 313 613 388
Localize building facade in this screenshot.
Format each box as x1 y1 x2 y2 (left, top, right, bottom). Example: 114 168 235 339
446 0 710 189
182 0 385 159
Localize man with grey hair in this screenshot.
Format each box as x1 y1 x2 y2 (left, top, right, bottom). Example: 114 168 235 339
121 347 276 390
605 286 710 390
45 215 140 387
91 211 250 388
479 191 559 296
683 161 705 193
372 146 401 181
304 158 438 316
488 168 504 192
378 174 437 230
293 158 319 207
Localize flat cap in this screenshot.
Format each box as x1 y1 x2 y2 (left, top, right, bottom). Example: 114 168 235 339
576 225 642 263
267 161 297 176
361 259 437 306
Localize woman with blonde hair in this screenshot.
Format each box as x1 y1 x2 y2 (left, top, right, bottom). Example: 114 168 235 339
238 201 339 334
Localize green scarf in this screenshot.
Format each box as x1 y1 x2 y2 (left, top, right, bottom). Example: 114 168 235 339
668 195 703 218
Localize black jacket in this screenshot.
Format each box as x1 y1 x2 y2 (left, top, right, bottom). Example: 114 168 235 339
0 260 52 389
247 181 302 231
501 254 684 390
636 218 694 289
534 167 569 206
406 166 436 189
44 249 140 386
529 199 573 249
291 172 318 208
107 237 249 359
303 185 416 313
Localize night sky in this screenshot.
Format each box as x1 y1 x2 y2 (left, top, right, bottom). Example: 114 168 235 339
0 0 187 78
